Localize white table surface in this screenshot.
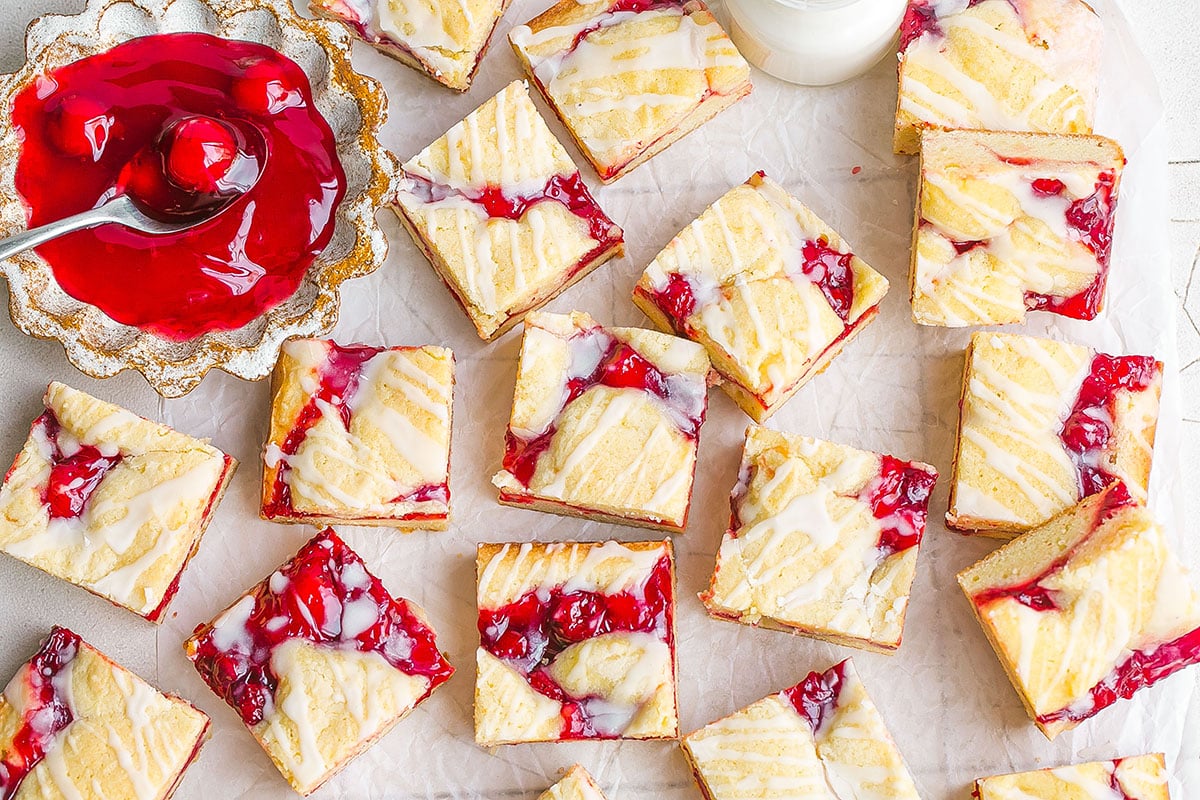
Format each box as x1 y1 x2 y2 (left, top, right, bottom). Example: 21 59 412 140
0 0 1196 797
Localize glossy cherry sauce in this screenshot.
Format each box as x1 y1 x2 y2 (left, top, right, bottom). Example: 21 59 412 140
187 530 453 726
478 551 673 738
11 33 345 340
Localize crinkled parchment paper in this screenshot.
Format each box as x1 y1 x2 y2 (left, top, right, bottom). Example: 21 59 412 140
0 0 1193 797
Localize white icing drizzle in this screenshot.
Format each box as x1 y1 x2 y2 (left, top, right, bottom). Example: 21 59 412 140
276 347 450 515
510 6 745 166
547 632 671 735
259 640 429 793
809 669 921 800
899 0 1100 136
642 177 862 396
396 83 592 320
684 695 831 799
478 540 667 609
106 667 176 800
916 161 1107 325
712 444 910 642
955 334 1089 525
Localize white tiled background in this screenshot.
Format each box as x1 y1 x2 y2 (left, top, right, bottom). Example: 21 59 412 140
1127 0 1200 521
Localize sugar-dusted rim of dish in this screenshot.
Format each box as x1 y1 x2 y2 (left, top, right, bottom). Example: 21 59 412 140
0 0 396 397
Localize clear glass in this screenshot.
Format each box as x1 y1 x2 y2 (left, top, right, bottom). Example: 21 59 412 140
725 0 907 86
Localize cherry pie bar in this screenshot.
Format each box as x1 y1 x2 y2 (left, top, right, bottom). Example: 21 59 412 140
948 332 1161 536
702 427 937 652
0 626 209 800
508 0 752 183
185 529 454 795
633 172 890 422
958 484 1200 740
311 0 508 90
681 659 920 800
0 381 235 621
262 338 454 529
492 311 710 531
973 753 1170 800
474 539 677 745
538 765 610 800
912 130 1124 326
894 0 1103 154
393 81 625 341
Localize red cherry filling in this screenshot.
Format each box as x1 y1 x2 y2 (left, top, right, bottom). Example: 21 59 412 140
898 1 941 52
1030 178 1066 196
400 170 621 249
1037 624 1200 728
12 32 345 341
865 455 937 558
186 530 453 727
1059 353 1158 498
646 272 698 332
799 237 855 322
1024 172 1118 320
501 326 706 489
478 552 673 738
0 627 80 800
33 410 122 520
781 659 848 736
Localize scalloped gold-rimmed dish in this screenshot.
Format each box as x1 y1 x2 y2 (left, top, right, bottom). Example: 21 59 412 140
0 0 395 397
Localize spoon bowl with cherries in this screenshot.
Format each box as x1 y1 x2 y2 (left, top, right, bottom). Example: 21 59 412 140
0 113 262 260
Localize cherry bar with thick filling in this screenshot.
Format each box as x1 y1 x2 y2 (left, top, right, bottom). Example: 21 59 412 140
186 529 453 726
1059 354 1159 497
477 547 673 739
12 32 345 340
501 323 705 490
0 627 79 800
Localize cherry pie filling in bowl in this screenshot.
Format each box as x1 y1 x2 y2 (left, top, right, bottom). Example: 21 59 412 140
10 31 346 341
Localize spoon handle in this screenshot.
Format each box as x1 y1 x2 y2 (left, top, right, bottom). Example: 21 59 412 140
0 201 124 262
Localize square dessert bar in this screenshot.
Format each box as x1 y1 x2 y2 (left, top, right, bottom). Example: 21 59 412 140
393 81 625 341
958 484 1200 740
0 626 209 800
509 0 752 183
702 427 937 652
492 311 710 532
185 529 454 795
311 0 509 91
539 765 610 800
894 0 1102 154
682 659 920 800
0 381 236 621
912 130 1124 327
949 332 1161 536
475 539 677 744
974 754 1170 800
262 338 454 529
634 172 890 421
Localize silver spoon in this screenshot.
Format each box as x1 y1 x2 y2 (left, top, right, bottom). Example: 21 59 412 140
0 114 263 263
0 194 216 262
